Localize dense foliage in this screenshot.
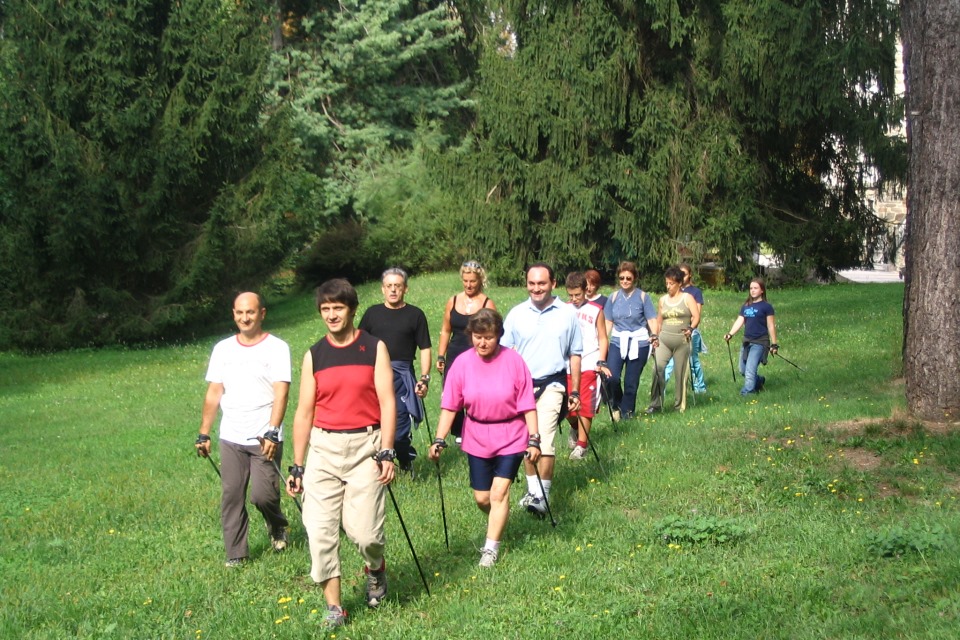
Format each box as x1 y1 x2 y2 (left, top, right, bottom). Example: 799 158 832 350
272 0 474 285
1 1 907 347
0 0 320 348
434 0 905 284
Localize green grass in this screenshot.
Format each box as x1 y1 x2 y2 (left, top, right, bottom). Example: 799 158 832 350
2 277 958 639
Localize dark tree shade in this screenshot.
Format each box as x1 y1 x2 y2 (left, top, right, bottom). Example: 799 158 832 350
434 0 905 283
0 0 318 348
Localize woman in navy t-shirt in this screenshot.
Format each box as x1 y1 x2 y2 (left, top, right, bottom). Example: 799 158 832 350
723 278 779 395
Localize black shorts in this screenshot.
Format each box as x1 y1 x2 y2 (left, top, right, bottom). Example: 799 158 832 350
466 453 526 492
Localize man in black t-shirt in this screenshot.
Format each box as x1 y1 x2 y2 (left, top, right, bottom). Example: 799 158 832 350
359 267 432 473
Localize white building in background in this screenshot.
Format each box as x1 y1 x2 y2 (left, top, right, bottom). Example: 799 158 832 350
864 42 907 273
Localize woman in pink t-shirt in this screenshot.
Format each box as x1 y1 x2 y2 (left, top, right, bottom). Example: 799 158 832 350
429 308 540 568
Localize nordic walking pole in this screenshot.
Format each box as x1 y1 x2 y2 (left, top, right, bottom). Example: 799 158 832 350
196 435 221 478
580 416 607 481
773 351 804 372
204 454 221 478
386 483 431 596
685 334 697 408
528 453 557 527
598 370 619 432
419 397 449 550
270 459 302 513
726 338 738 383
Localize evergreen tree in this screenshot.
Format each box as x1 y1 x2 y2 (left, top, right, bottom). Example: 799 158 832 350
435 0 905 283
0 0 319 348
271 0 471 221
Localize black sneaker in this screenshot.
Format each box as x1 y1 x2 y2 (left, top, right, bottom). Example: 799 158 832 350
270 527 288 552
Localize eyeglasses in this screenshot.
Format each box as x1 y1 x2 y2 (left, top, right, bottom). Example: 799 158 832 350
618 276 634 282
462 261 481 269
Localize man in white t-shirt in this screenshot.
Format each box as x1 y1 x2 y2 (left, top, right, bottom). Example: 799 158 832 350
195 292 292 566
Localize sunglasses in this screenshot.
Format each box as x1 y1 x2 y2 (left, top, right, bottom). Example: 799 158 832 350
462 261 481 269
618 276 634 281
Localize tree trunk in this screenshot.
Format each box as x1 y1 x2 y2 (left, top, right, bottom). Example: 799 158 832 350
901 0 960 421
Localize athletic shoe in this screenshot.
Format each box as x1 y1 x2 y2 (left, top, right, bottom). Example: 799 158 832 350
322 605 348 629
478 547 498 568
567 428 578 450
365 562 387 607
569 445 587 461
224 558 246 568
526 496 548 518
270 527 288 552
644 406 658 415
518 492 536 509
611 408 622 423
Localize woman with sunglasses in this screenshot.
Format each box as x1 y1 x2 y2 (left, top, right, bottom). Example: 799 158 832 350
603 261 659 420
436 261 497 441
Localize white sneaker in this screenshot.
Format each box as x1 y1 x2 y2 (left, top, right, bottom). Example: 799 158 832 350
611 408 621 423
569 445 586 460
567 429 577 450
518 492 536 508
526 496 548 518
478 547 498 568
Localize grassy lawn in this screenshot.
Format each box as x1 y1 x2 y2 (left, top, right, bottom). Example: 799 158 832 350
2 276 958 639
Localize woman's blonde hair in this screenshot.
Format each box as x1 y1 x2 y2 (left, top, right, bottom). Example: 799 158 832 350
459 260 488 290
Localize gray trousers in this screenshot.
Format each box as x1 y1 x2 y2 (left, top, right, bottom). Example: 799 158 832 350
220 439 288 560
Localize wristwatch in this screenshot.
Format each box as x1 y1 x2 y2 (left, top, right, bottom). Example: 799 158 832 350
375 449 397 463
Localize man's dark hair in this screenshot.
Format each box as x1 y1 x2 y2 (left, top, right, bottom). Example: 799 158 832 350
315 278 359 312
565 271 587 290
526 261 555 282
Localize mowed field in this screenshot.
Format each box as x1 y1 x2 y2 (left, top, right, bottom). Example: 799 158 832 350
2 276 958 639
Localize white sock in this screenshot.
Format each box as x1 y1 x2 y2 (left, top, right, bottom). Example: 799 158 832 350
483 538 500 552
541 479 552 500
526 474 539 497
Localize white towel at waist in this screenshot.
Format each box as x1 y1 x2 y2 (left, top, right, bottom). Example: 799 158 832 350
612 327 649 360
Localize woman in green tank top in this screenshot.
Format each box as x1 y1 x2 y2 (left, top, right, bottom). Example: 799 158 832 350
648 266 701 414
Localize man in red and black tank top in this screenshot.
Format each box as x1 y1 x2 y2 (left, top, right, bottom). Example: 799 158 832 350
286 279 398 627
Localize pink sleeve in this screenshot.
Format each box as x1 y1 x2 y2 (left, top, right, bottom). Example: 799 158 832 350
440 357 466 412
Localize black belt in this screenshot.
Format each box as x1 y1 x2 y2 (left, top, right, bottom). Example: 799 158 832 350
320 425 380 434
467 412 520 424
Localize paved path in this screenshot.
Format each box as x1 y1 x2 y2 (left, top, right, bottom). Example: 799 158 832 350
836 269 904 283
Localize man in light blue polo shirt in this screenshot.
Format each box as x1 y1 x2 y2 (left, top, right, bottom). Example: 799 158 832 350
502 262 583 516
